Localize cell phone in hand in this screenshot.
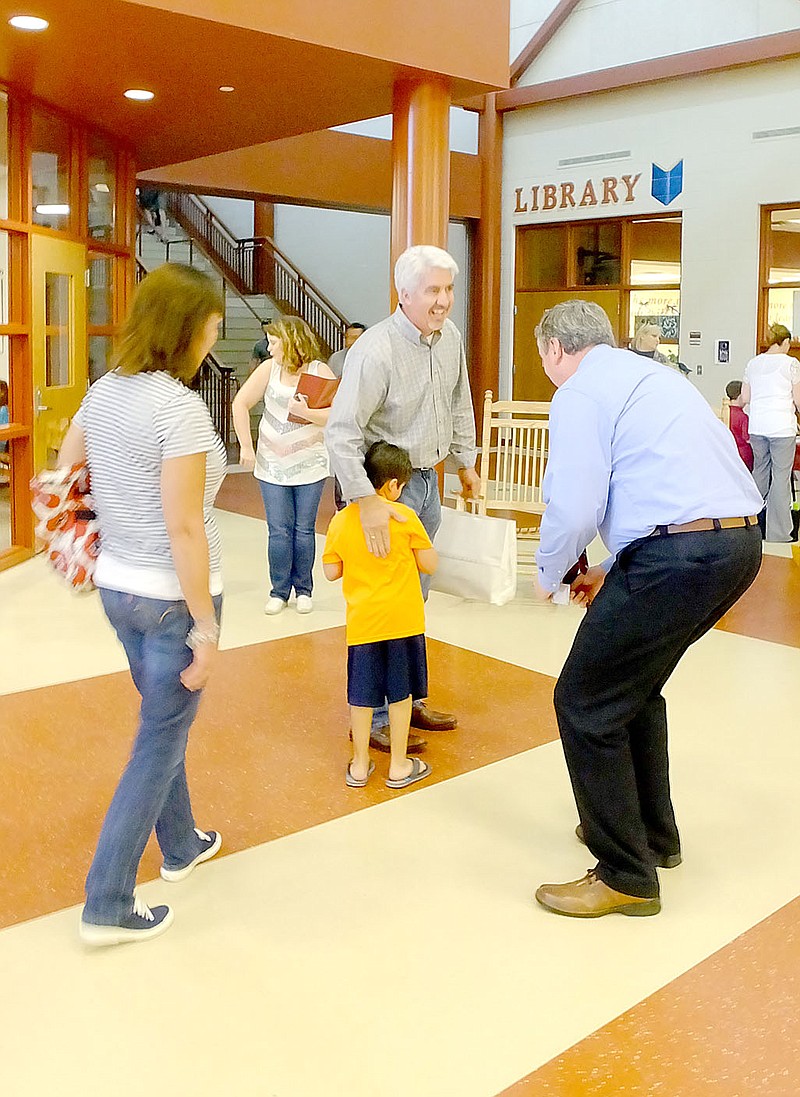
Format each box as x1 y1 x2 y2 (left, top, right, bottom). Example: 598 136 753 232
562 551 589 586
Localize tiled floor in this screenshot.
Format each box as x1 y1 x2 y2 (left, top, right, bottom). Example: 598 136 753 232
2 474 800 1096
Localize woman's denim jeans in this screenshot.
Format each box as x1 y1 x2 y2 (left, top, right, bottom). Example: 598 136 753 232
83 589 222 925
258 479 326 601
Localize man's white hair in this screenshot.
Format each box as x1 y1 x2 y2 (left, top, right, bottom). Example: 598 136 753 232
394 245 459 297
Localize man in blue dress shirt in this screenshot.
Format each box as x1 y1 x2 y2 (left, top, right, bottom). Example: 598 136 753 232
532 300 763 919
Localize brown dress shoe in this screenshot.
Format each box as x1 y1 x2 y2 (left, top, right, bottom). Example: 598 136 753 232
535 870 661 918
410 701 457 732
575 824 682 869
360 727 427 754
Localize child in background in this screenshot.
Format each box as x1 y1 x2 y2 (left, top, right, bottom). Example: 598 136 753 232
323 441 437 790
726 380 754 471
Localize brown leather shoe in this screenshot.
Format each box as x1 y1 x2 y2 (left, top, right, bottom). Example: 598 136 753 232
535 870 661 918
575 824 682 869
410 701 457 732
350 727 427 754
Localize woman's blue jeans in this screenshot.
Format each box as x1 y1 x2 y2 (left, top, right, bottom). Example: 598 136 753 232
83 589 222 925
258 478 326 601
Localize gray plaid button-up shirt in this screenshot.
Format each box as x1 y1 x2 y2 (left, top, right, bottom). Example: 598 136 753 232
325 307 477 501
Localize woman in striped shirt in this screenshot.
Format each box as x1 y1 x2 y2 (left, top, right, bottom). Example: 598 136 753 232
59 264 226 946
233 317 336 615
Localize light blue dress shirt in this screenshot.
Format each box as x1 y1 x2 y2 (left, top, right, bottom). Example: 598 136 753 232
536 344 764 592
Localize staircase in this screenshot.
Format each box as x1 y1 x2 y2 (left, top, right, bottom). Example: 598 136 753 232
163 191 350 359
136 230 275 386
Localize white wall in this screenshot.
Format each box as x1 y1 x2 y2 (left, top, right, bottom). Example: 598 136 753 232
332 106 479 155
200 195 254 239
516 0 800 85
274 205 469 335
501 59 800 403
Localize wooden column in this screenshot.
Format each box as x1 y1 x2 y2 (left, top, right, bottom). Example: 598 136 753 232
390 78 451 309
253 199 275 297
470 92 503 405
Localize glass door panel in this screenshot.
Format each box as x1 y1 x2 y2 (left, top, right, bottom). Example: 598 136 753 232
31 236 87 470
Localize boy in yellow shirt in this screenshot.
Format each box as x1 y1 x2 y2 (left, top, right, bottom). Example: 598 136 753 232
323 441 438 789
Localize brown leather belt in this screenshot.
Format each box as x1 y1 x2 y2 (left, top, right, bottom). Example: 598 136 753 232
650 516 759 537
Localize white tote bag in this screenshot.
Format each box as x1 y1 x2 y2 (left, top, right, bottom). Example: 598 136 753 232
430 502 517 606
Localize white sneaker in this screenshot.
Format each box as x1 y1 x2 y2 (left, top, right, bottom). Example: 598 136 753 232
264 597 287 615
160 828 222 882
296 595 313 614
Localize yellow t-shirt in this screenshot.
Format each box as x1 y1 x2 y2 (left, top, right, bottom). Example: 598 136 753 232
322 501 432 646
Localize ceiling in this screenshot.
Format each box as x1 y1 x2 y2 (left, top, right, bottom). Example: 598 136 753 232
0 0 505 169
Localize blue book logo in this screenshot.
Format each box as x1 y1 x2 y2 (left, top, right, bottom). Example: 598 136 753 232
651 161 684 206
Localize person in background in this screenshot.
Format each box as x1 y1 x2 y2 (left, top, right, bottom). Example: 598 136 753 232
323 441 437 790
330 324 369 509
725 380 754 471
0 379 9 470
326 244 480 756
247 319 272 374
631 322 691 376
328 323 367 379
59 264 226 946
136 187 168 242
232 316 336 615
531 299 762 920
741 323 800 542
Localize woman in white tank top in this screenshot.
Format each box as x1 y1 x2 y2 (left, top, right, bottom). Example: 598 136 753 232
232 317 337 615
741 323 800 542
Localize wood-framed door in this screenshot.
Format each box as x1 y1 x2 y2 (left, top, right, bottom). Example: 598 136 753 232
513 289 622 400
31 235 87 470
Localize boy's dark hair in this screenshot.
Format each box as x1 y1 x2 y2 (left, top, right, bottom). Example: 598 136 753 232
364 440 412 490
726 380 742 400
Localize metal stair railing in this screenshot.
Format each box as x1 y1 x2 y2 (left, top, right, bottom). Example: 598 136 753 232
134 258 238 451
163 191 350 355
192 354 239 455
136 225 266 340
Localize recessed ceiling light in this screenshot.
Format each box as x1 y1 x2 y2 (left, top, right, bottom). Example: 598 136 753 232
219 86 235 93
35 204 69 215
124 89 154 102
8 15 49 31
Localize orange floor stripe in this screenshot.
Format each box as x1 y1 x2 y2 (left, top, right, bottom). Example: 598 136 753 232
0 631 558 930
499 894 800 1096
716 551 800 648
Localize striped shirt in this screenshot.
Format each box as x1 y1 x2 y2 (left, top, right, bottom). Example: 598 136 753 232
75 370 227 599
254 360 329 486
325 307 477 501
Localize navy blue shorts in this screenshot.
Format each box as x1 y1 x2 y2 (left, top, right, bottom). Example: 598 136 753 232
347 634 428 709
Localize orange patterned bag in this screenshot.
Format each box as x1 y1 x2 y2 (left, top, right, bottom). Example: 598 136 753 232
30 463 100 592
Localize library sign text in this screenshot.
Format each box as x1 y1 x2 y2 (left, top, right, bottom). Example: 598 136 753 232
513 173 642 215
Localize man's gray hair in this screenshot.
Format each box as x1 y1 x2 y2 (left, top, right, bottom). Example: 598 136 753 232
394 245 459 296
535 299 616 355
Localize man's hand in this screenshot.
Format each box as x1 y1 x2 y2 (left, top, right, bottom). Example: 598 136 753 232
358 493 407 557
570 565 606 607
458 466 481 500
533 575 554 603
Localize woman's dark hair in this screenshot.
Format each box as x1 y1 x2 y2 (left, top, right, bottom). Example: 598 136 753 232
364 440 412 490
726 380 742 400
768 323 791 347
0 379 7 406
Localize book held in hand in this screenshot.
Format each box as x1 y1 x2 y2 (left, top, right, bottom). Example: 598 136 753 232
287 373 340 423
